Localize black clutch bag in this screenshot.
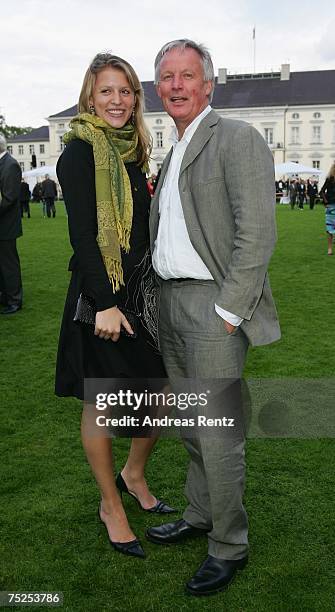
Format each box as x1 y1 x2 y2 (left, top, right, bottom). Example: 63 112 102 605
73 293 139 338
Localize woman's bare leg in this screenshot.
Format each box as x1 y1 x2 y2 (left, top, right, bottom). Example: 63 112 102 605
327 232 333 255
121 384 176 507
121 437 159 509
81 406 136 542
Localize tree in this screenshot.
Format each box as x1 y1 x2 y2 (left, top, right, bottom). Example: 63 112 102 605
0 115 32 139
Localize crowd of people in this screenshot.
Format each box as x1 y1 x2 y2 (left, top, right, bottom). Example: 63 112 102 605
275 172 335 253
1 38 335 599
276 177 320 209
19 174 58 218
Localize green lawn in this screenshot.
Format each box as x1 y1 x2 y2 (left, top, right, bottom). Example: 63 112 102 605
0 202 334 611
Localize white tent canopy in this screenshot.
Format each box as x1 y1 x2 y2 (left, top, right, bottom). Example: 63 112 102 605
275 161 322 176
22 165 57 192
23 165 57 179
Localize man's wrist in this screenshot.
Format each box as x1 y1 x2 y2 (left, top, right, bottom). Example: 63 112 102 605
215 304 243 327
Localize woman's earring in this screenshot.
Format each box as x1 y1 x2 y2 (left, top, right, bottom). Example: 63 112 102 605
89 104 95 115
132 106 135 123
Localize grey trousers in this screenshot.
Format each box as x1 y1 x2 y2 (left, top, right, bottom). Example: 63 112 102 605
159 279 249 560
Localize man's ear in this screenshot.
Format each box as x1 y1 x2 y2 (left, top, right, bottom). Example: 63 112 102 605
205 81 213 98
156 83 162 99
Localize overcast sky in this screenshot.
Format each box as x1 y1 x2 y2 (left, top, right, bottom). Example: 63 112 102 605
1 0 334 128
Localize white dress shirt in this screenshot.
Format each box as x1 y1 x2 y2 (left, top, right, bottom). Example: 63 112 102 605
0 151 7 160
152 105 243 327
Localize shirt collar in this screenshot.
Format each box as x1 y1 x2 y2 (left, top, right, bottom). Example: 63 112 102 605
169 105 212 147
0 151 8 160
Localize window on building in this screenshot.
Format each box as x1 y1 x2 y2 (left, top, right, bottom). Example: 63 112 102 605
264 128 273 145
58 123 65 128
29 144 35 154
40 161 45 167
292 113 299 119
156 118 163 125
40 144 45 154
312 125 321 143
19 162 25 171
313 112 321 119
155 131 163 148
291 126 300 144
59 136 64 151
7 145 13 154
312 160 320 169
18 145 24 155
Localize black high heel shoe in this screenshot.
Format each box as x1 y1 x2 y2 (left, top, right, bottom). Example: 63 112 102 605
116 473 177 514
98 505 145 559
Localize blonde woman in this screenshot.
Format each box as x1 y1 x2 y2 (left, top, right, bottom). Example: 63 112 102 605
55 53 174 559
320 162 335 255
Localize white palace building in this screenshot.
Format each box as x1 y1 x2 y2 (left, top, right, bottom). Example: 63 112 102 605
7 65 335 178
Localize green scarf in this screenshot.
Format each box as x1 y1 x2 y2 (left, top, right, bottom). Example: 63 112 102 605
63 113 139 292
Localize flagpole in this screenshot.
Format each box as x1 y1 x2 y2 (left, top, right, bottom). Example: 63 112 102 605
253 26 256 73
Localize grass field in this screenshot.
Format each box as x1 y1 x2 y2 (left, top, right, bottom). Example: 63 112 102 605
0 202 334 611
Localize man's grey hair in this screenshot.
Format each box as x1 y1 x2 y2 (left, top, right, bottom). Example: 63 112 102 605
0 133 7 153
154 39 215 102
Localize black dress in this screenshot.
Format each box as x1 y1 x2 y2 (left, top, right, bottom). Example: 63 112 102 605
55 139 166 401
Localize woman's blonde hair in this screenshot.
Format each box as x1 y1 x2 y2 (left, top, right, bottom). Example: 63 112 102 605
79 53 151 166
327 162 335 181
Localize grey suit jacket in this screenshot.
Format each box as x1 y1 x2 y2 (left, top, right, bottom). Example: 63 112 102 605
150 110 281 347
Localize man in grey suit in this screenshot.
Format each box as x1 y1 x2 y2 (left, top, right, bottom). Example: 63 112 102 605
0 134 23 314
146 39 280 596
